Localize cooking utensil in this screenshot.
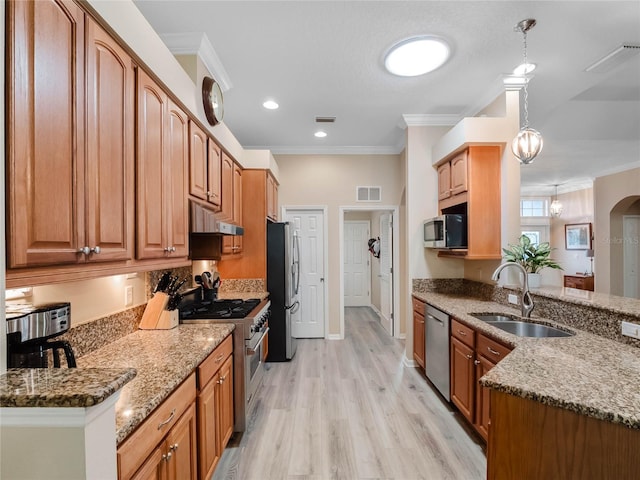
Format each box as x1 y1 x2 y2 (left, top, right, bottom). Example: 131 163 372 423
154 271 172 293
202 271 213 289
212 271 221 289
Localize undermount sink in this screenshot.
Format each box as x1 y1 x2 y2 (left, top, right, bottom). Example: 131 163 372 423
470 313 575 338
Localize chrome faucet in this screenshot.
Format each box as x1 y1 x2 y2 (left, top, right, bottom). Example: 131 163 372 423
491 263 535 318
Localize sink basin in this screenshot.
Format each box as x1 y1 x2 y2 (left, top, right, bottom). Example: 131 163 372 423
471 314 517 323
470 313 575 338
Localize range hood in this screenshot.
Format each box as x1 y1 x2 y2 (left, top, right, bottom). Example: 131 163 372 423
190 200 244 236
189 200 243 260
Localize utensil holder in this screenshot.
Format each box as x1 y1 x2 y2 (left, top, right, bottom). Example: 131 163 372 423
139 293 169 329
155 309 179 330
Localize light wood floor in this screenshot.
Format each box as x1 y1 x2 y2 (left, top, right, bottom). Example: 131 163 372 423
213 307 486 480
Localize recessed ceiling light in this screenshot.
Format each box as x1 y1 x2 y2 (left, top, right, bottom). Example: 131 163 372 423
314 131 327 138
513 63 536 75
263 100 279 110
384 36 450 77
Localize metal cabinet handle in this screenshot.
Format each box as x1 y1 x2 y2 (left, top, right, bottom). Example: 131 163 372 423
169 443 179 452
162 452 172 462
458 330 467 336
157 408 176 430
474 360 481 365
77 246 90 255
217 375 226 385
465 354 473 360
90 246 101 254
216 354 224 363
487 347 501 357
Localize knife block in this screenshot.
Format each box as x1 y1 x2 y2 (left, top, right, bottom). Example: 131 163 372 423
155 309 179 330
139 293 169 330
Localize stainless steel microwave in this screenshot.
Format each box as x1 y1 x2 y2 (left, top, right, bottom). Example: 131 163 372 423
423 214 468 249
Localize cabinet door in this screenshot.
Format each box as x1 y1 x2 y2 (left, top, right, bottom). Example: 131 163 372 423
437 162 451 200
232 163 243 253
197 378 220 480
136 68 167 259
474 354 495 442
450 151 468 196
189 121 208 202
207 140 222 209
130 446 166 480
219 153 234 222
218 355 234 450
450 336 475 422
166 100 189 258
166 403 198 480
85 17 134 262
266 173 278 221
7 0 86 267
413 311 425 369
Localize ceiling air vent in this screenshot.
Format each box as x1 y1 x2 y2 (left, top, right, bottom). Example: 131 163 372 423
357 186 382 202
315 116 336 123
585 44 640 73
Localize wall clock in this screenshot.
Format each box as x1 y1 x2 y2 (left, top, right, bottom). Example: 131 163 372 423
202 76 224 126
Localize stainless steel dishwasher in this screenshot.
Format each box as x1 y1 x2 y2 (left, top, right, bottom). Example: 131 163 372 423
425 303 450 401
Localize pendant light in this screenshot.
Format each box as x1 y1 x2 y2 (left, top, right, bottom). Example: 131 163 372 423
550 184 563 217
512 19 543 165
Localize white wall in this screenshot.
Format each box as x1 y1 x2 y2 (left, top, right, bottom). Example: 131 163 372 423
275 154 402 336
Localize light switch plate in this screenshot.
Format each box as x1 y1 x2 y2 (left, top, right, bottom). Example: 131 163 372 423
125 286 134 307
508 294 519 305
621 321 640 339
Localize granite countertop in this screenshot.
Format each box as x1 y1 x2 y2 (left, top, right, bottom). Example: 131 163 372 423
77 323 235 444
413 291 640 429
0 367 136 408
217 291 269 301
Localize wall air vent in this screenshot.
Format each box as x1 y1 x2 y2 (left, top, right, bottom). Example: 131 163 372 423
315 116 336 123
357 186 382 202
585 44 640 73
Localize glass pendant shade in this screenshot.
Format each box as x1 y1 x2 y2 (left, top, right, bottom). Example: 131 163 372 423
512 127 543 164
550 199 563 217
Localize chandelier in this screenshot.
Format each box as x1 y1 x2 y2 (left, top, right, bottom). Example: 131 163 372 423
512 19 543 165
550 185 563 217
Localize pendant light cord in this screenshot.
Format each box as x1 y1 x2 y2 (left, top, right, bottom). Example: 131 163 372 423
522 30 530 129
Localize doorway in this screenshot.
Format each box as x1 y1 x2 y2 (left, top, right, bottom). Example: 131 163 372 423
623 215 640 299
282 207 328 338
344 221 371 307
340 206 399 339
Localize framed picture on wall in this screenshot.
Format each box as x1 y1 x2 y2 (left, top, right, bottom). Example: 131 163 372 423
565 223 592 250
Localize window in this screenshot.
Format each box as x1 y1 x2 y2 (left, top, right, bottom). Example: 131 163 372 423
521 231 541 245
520 198 548 217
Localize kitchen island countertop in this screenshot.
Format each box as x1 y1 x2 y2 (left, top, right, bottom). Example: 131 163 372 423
413 290 640 429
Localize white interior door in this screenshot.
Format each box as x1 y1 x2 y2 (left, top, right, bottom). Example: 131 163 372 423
379 213 393 335
344 221 371 307
623 215 640 299
284 209 326 338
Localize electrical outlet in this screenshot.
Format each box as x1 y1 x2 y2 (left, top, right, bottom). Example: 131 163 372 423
508 294 519 305
621 321 640 339
125 286 134 307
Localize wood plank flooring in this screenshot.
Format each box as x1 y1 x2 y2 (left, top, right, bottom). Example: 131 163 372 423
213 307 486 480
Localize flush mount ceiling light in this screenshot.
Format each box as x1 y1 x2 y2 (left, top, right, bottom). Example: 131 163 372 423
511 19 544 165
314 131 327 138
513 62 536 75
384 36 450 77
263 100 279 110
550 184 563 217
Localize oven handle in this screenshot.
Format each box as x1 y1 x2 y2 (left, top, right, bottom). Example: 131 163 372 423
246 327 269 356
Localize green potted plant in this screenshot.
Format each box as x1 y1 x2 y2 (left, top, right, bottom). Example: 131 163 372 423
502 235 562 287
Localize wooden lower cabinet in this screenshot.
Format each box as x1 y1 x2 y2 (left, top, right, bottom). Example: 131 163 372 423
412 296 426 369
196 336 234 480
449 318 512 442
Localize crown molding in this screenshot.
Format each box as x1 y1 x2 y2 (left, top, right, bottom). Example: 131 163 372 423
256 145 403 156
520 180 594 196
401 114 460 127
160 32 232 92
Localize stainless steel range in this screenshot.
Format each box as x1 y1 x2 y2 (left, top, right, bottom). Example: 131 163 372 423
179 291 270 433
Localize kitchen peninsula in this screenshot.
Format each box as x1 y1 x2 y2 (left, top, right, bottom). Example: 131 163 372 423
413 279 640 478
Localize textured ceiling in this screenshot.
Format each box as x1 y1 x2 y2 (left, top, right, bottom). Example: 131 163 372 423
133 0 640 191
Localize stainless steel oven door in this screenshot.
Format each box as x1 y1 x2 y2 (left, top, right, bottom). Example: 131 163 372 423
245 327 269 409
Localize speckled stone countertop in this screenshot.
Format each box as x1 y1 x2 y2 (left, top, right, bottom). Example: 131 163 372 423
217 291 269 301
77 323 235 444
413 291 640 429
0 368 136 408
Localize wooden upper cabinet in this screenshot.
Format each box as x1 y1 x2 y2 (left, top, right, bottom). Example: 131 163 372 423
85 17 135 263
7 1 134 268
222 163 243 255
266 173 279 221
207 140 222 209
219 153 234 222
450 151 468 196
189 122 209 202
136 70 189 260
437 162 452 201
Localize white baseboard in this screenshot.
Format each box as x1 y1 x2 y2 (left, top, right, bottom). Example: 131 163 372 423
369 304 381 315
402 353 417 368
397 333 406 340
327 333 343 340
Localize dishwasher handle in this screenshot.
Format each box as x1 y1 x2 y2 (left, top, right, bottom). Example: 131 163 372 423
426 313 445 325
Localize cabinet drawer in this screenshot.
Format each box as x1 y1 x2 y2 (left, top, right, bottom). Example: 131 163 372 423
118 373 196 480
451 318 475 348
477 334 511 363
198 335 233 388
412 296 426 315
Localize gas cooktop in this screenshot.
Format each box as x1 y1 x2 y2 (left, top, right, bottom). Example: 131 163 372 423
179 298 261 320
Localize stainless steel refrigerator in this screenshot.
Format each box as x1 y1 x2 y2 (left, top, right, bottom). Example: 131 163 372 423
266 221 300 361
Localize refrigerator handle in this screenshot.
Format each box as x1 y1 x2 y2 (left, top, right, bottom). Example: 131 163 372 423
286 300 300 314
293 232 301 295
